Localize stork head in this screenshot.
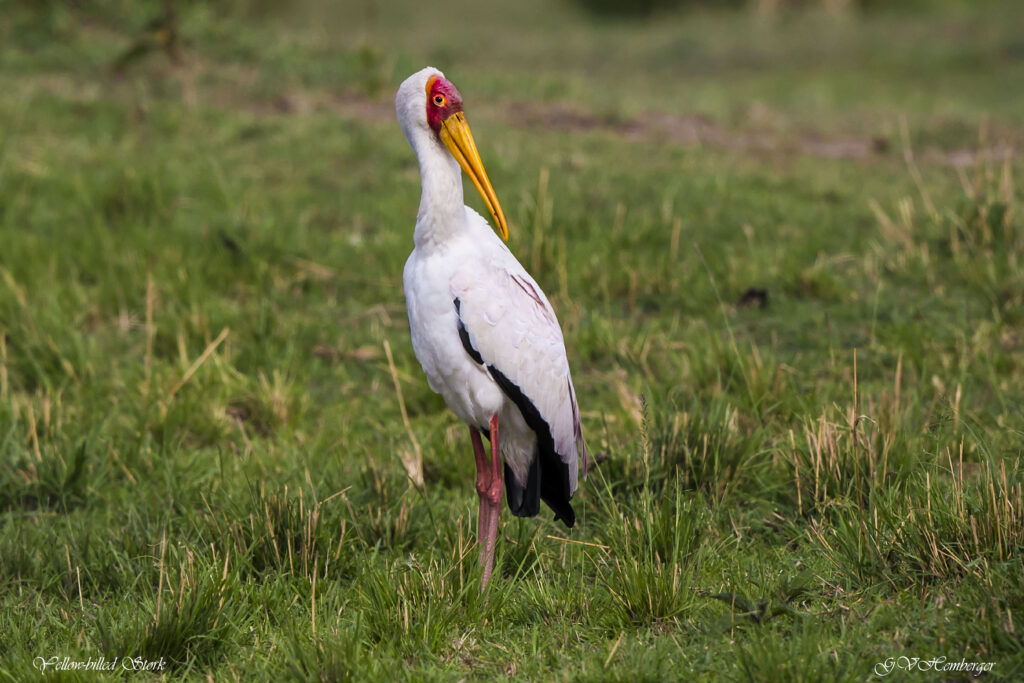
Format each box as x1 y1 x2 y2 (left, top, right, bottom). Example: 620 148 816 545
396 67 509 241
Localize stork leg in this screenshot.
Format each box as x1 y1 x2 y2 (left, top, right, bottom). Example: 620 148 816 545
480 414 503 588
469 426 491 564
470 415 503 589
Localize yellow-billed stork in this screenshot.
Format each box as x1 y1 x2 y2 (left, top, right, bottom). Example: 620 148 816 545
396 67 587 588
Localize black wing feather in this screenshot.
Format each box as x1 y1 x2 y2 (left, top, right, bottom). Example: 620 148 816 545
453 297 577 528
487 365 575 528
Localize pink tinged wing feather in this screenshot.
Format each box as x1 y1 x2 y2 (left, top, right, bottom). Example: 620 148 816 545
450 262 583 490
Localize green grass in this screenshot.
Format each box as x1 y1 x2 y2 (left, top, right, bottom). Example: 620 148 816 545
1 0 1023 679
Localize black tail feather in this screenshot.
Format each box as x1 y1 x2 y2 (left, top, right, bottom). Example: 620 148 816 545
486 365 577 529
505 452 575 528
505 460 540 518
539 448 575 528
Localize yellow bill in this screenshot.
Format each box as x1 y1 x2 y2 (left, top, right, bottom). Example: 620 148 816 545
439 112 509 242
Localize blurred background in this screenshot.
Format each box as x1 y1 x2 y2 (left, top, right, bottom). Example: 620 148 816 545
6 0 1024 139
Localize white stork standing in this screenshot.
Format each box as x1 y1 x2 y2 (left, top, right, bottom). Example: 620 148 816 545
395 67 587 588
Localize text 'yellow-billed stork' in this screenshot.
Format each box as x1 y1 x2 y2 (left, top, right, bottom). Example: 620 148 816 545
396 67 587 588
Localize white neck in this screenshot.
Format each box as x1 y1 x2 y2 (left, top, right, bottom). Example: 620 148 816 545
410 129 465 251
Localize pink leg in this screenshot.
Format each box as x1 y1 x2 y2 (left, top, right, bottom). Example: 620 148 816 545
469 427 491 564
480 414 503 589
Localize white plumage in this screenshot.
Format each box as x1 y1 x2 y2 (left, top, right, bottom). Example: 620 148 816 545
396 67 585 587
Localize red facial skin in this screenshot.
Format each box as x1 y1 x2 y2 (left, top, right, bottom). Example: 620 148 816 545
425 75 464 133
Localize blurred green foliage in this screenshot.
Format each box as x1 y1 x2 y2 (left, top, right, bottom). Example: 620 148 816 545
570 0 981 17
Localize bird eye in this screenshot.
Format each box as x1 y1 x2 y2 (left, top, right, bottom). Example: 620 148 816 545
433 94 445 106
